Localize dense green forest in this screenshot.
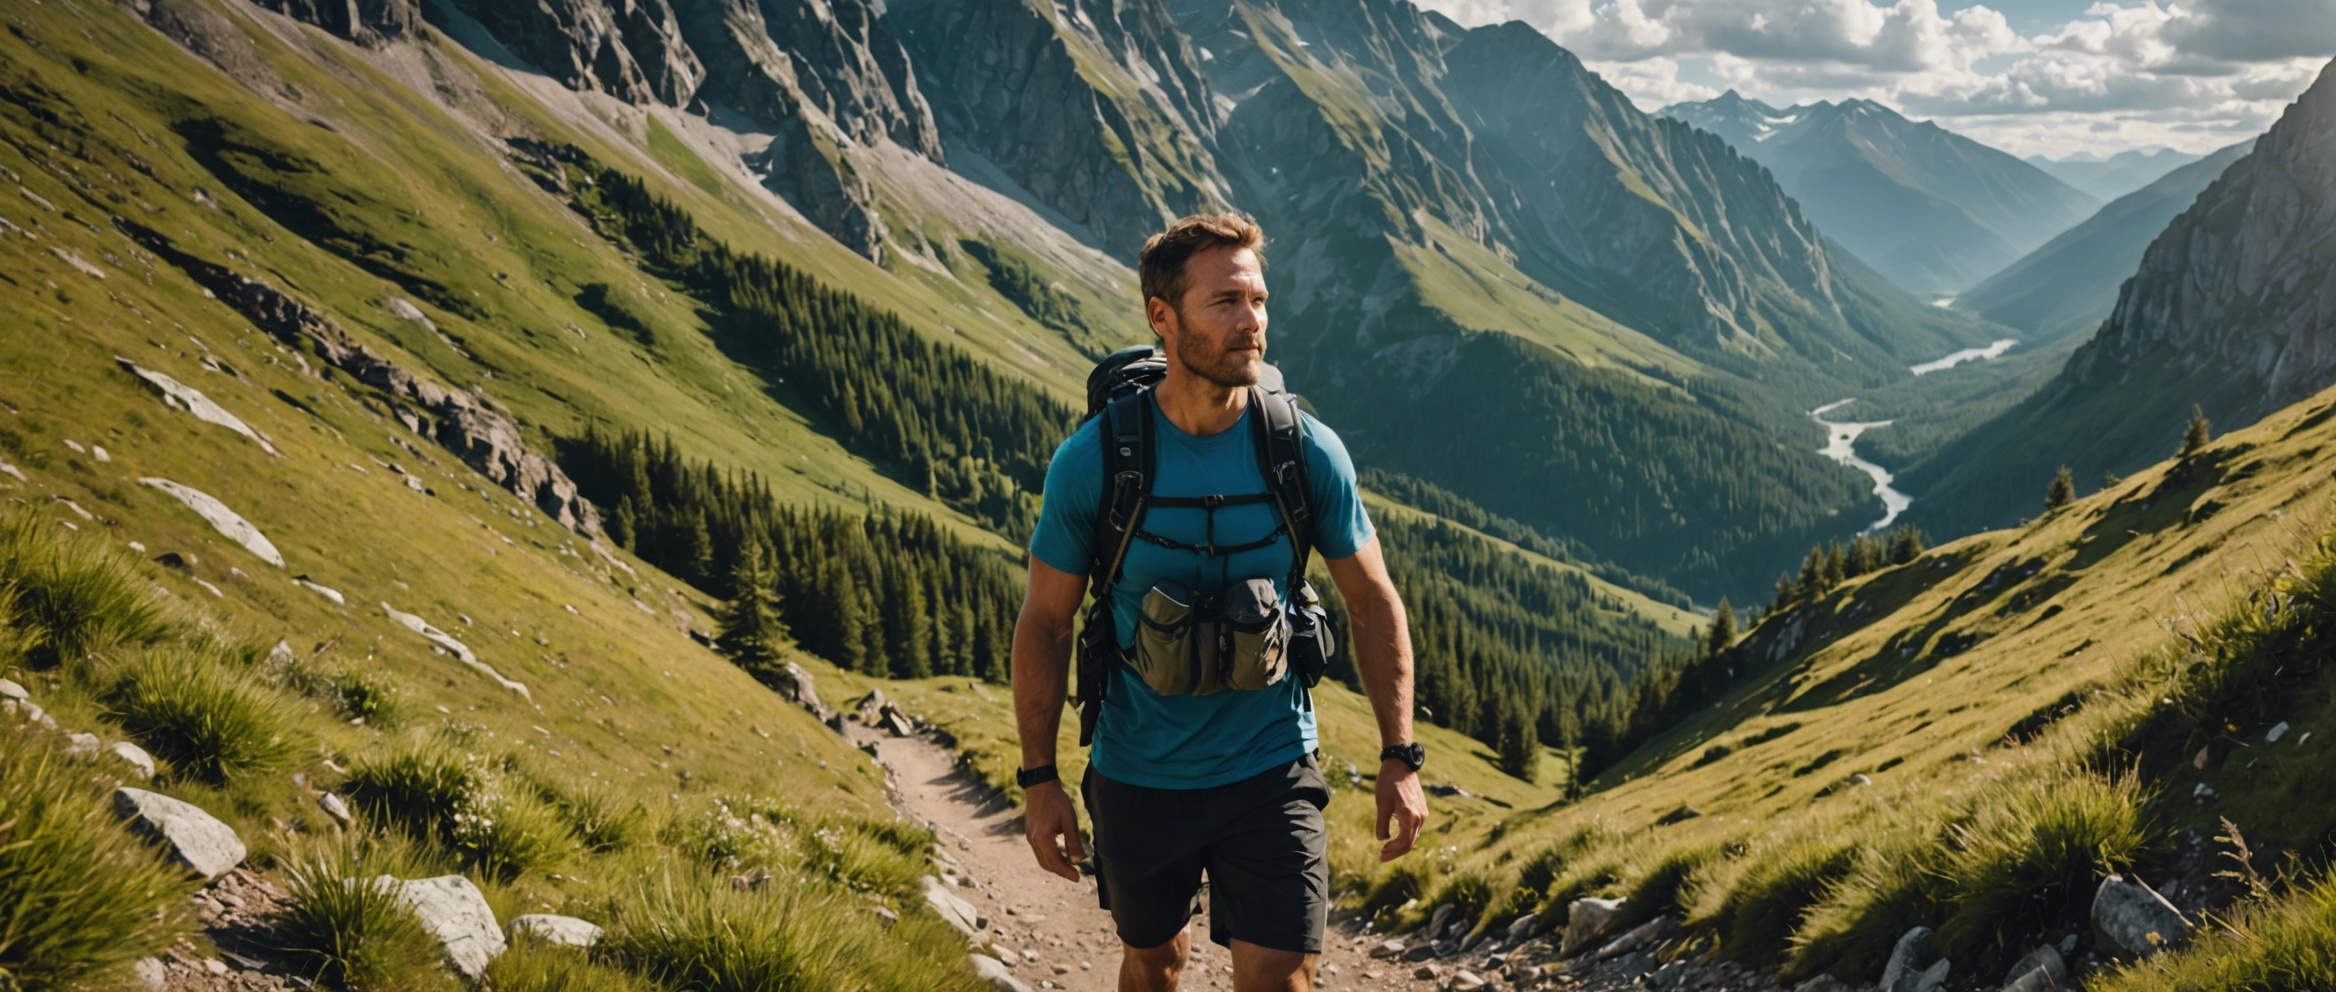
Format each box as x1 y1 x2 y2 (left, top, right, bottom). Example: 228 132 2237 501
1320 330 1871 602
1359 468 1695 609
564 429 1026 683
561 159 1078 540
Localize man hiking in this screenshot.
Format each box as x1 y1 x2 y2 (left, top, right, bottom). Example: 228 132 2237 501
1011 213 1429 992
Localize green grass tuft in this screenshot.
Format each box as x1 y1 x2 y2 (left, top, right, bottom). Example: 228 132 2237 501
450 784 576 884
344 740 482 841
1936 768 2150 972
601 870 985 992
1691 830 1858 967
546 781 649 853
0 510 172 667
1788 826 1950 980
0 724 195 989
275 838 463 992
487 938 660 992
1608 843 1725 935
106 646 306 783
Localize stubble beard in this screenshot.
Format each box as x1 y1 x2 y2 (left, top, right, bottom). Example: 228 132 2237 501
1172 307 1263 390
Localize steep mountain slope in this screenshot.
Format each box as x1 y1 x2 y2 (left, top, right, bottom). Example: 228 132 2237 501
1663 93 2100 295
889 0 1234 257
1904 59 2336 538
1959 139 2257 343
2026 147 2203 201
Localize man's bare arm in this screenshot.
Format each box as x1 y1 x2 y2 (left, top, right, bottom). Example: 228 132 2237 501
1323 536 1427 861
1012 556 1089 881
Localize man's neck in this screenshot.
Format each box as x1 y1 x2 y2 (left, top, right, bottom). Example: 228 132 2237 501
1154 367 1248 438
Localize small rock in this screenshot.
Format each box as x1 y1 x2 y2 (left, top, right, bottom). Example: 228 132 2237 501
318 792 354 826
1371 939 1406 959
1448 969 1487 990
1655 804 1702 825
874 905 899 926
132 957 167 990
509 913 603 948
2267 721 2291 743
139 478 284 567
2093 875 2192 958
1881 926 1938 992
65 732 101 758
924 875 984 940
108 741 157 779
1414 963 1441 980
1428 904 1457 939
1562 896 1623 956
2002 944 2067 992
969 953 1036 992
114 788 246 879
1905 959 1949 992
1791 978 1856 992
374 875 505 979
0 679 25 703
1504 913 1537 942
1592 916 1671 961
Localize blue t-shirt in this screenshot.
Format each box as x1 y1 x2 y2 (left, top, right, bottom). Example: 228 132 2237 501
1030 393 1374 790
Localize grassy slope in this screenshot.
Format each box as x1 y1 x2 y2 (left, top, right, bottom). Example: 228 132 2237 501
1371 370 2336 978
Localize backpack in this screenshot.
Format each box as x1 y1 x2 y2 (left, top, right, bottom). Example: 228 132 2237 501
1072 346 1324 746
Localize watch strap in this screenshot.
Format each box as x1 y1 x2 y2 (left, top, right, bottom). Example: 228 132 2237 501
1016 764 1059 789
1380 743 1425 771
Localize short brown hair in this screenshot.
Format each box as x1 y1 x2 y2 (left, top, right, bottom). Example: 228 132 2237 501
1138 213 1266 311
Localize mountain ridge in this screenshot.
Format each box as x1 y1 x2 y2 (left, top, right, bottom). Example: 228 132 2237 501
1661 91 2100 295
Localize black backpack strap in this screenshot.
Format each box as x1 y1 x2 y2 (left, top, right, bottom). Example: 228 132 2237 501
1077 390 1154 746
1249 387 1315 585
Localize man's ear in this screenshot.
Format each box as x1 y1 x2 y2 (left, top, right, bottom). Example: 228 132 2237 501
1146 296 1175 344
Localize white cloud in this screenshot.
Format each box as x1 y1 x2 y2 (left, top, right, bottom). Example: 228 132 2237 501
1410 0 2332 155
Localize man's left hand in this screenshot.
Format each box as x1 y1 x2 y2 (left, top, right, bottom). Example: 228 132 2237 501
1375 760 1427 861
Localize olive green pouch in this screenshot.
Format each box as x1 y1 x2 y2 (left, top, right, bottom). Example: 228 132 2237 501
1133 581 1209 696
1220 578 1292 692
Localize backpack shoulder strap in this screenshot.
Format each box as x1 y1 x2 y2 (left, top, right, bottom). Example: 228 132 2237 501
1249 387 1315 579
1091 389 1155 596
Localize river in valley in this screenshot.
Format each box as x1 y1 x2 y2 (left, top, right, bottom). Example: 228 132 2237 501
1812 339 2018 532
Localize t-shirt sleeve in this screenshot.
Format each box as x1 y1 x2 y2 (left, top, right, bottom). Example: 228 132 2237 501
1300 414 1374 560
1028 420 1102 576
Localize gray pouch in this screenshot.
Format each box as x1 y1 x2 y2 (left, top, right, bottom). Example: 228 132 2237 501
1133 581 1210 696
1220 578 1292 692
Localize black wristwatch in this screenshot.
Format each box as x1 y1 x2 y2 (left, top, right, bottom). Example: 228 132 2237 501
1016 764 1059 789
1380 742 1425 772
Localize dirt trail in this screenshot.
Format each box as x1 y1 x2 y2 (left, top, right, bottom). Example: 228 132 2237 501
856 729 1429 992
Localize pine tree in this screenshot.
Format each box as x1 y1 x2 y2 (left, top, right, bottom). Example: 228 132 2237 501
1888 526 1927 565
716 539 787 676
1706 598 1736 657
2182 405 2212 458
1495 698 1541 782
2046 465 2075 511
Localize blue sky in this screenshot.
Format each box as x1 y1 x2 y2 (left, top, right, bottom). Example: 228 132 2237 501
1412 0 2334 156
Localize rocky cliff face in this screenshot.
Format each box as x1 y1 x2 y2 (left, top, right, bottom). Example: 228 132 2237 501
251 0 420 44
890 0 1231 257
2061 60 2336 418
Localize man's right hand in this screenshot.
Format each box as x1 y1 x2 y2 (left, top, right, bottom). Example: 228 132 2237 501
1023 780 1086 882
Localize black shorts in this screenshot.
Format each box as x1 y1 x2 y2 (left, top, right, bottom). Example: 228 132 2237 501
1082 754 1331 953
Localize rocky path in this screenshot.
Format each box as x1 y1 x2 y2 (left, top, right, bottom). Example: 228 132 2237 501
854 727 1789 992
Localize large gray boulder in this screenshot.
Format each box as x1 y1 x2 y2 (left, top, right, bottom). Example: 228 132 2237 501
509 913 603 948
139 479 283 567
2093 875 2192 958
374 875 505 979
1561 897 1623 956
114 788 246 879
